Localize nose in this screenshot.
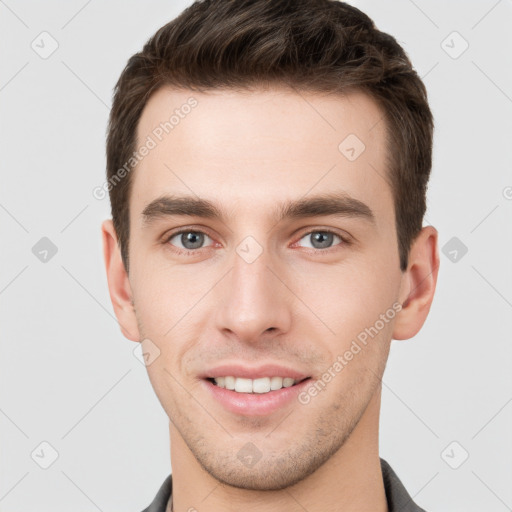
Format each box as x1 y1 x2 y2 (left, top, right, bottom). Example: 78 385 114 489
214 246 293 344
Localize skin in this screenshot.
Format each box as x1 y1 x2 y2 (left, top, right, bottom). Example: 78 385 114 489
102 86 439 512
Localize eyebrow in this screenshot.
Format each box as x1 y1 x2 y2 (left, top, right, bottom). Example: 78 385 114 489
141 192 376 227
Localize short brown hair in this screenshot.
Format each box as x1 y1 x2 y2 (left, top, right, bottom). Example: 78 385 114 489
106 0 434 273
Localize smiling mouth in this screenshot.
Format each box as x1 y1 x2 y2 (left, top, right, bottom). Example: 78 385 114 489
206 376 311 394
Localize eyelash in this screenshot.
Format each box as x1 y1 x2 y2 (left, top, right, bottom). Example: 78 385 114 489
163 227 351 256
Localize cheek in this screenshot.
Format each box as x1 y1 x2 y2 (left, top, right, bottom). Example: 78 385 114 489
293 258 398 338
135 284 172 334
130 260 218 364
130 245 197 322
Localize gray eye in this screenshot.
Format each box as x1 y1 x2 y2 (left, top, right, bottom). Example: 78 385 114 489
169 231 213 250
298 231 341 249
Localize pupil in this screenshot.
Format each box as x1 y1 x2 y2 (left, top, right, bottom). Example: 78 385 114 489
183 232 203 249
312 232 332 248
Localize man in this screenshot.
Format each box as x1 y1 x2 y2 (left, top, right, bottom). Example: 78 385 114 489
101 0 439 510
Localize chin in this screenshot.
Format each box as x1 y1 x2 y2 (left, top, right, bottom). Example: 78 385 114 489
194 436 346 491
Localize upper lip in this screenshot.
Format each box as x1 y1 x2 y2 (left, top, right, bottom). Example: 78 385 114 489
200 363 310 381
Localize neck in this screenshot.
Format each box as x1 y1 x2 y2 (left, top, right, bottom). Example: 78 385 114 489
169 388 387 512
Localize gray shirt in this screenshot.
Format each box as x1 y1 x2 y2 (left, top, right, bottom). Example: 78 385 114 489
141 458 427 512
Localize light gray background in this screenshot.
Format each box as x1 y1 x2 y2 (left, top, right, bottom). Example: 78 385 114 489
1 0 511 510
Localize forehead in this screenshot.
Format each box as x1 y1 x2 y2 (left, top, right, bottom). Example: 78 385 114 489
130 86 391 227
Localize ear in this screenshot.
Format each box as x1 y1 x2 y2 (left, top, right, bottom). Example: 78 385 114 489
393 225 440 340
101 219 140 342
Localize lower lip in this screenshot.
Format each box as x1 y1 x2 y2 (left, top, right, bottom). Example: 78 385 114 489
202 378 312 417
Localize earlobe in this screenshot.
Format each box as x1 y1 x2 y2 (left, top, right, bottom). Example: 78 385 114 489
101 219 141 342
392 226 440 341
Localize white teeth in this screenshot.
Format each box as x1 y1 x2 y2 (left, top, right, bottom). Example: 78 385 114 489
224 376 235 390
212 376 299 393
283 377 295 388
252 377 271 393
270 376 283 390
234 378 253 393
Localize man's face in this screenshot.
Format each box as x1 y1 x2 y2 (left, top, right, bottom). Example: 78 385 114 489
126 87 407 489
